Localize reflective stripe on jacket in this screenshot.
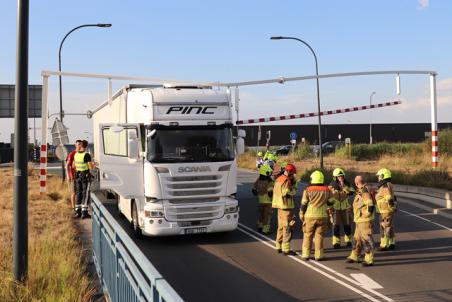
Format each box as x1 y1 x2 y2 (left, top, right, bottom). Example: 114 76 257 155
353 184 375 223
74 152 89 172
272 175 297 209
301 185 334 218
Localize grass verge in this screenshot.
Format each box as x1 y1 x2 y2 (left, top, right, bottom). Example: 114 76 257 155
0 166 94 302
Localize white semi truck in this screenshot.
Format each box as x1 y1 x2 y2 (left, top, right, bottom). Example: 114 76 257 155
91 84 239 237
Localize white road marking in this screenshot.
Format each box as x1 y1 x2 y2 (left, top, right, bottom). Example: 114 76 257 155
351 273 384 290
237 223 394 302
400 209 452 232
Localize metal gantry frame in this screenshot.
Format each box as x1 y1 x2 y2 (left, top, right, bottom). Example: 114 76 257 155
39 69 439 192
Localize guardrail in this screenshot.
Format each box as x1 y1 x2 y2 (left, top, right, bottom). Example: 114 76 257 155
91 193 184 302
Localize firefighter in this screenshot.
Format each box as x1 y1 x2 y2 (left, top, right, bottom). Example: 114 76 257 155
329 168 355 249
375 168 397 251
300 170 334 261
73 140 94 219
346 175 375 267
272 163 298 255
252 164 274 234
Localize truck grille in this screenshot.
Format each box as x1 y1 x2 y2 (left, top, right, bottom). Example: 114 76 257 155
165 204 223 222
165 175 223 198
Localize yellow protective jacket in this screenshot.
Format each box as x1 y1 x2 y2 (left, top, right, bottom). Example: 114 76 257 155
353 184 375 223
301 185 334 219
252 176 274 204
375 180 397 215
328 180 354 210
272 175 297 209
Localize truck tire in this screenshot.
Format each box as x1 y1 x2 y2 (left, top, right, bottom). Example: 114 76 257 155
131 200 142 239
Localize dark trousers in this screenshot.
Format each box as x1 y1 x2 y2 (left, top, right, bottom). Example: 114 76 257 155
75 171 91 213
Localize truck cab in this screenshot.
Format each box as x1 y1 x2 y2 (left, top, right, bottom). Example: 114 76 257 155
91 85 239 236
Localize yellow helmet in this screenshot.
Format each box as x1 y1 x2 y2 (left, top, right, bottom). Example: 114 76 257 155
332 168 345 178
376 168 391 180
310 170 325 184
259 164 273 176
280 161 288 168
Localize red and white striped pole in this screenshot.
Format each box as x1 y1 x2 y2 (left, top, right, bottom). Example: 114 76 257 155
430 73 439 168
40 75 49 192
236 100 401 125
39 144 47 192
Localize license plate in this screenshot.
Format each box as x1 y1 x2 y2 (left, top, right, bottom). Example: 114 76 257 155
184 227 207 235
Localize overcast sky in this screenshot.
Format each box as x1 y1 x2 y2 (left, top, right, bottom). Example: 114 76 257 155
0 0 451 143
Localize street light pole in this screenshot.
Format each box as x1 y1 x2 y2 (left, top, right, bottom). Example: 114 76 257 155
13 0 29 282
369 91 376 144
271 36 324 169
58 23 111 180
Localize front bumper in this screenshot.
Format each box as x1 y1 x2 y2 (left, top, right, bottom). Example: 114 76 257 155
140 211 239 236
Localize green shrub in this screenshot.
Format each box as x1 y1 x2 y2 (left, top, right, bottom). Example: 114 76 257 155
424 127 452 155
334 142 422 160
295 142 313 160
297 167 452 190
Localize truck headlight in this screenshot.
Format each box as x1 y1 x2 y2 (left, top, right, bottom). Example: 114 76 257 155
225 205 239 214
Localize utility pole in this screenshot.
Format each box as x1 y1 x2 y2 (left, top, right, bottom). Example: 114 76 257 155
13 0 29 282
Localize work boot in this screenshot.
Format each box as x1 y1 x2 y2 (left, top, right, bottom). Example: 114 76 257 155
377 246 388 251
387 244 395 251
315 257 325 261
361 253 374 267
276 249 282 254
346 251 359 263
283 250 297 256
346 241 352 248
345 257 358 263
333 243 341 249
74 209 81 218
81 211 91 219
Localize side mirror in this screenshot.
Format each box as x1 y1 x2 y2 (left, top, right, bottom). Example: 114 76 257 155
237 129 246 138
236 137 245 155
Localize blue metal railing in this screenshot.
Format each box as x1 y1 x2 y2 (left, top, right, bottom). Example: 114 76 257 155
91 193 184 302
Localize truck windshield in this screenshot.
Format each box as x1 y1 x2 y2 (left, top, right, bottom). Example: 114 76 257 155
147 125 234 163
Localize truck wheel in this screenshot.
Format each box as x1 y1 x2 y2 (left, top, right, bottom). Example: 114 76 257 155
131 201 142 239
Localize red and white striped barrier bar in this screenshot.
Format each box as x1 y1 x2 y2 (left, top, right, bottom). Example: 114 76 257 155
432 130 439 168
236 100 402 125
39 144 47 193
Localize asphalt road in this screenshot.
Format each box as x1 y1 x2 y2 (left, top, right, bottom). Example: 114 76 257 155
103 169 452 302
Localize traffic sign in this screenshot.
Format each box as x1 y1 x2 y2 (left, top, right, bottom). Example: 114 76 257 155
290 132 297 140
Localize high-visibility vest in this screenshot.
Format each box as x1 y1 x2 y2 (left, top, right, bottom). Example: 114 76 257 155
74 152 89 172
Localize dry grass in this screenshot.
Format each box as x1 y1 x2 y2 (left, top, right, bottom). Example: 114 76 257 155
238 151 452 190
0 166 93 302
